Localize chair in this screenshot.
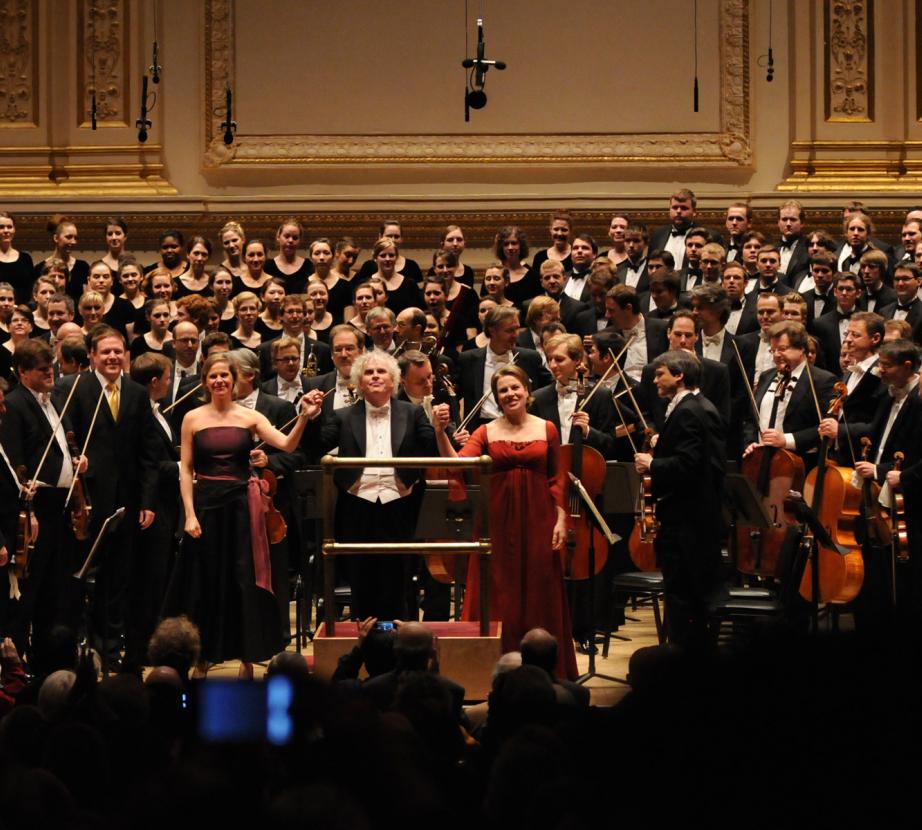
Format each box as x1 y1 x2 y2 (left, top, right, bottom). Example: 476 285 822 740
603 570 667 657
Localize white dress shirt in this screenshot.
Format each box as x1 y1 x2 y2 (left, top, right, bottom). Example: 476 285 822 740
151 400 173 443
701 329 726 362
29 388 74 488
622 318 649 382
481 348 513 420
556 383 577 444
351 402 407 504
664 229 688 270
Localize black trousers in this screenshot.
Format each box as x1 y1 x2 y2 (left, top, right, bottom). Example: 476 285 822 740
335 489 423 621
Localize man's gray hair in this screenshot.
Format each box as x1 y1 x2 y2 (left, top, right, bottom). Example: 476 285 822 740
229 347 260 379
350 350 400 395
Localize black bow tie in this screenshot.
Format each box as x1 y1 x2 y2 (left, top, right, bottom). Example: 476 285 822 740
687 267 702 277
839 310 853 319
780 238 795 250
897 302 916 311
670 228 685 237
731 299 743 311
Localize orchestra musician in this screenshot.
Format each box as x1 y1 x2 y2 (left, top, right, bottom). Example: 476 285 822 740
0 340 86 663
457 306 551 431
0 381 21 643
634 350 726 649
604 285 669 382
261 336 310 403
743 321 837 469
258 294 331 381
67 325 160 671
852 339 922 637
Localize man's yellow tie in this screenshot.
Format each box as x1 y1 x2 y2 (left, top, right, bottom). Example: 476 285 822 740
106 382 119 420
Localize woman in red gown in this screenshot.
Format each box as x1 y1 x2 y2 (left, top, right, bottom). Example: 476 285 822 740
433 365 578 679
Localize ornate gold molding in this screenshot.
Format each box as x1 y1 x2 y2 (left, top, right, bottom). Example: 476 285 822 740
0 0 37 127
78 0 130 128
0 144 177 195
825 0 873 123
202 0 751 168
776 140 922 191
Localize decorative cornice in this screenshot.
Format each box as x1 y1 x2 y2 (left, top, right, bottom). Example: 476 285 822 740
825 0 873 122
202 0 751 168
0 0 36 127
78 0 130 128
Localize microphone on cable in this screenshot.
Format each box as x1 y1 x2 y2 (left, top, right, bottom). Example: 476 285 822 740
221 86 236 145
766 47 774 82
461 17 505 116
91 90 97 130
693 77 699 113
136 74 151 143
150 40 161 83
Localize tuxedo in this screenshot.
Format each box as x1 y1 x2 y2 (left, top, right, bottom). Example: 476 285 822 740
775 234 810 287
649 225 692 270
747 278 792 299
635 358 731 433
563 268 593 304
880 298 922 344
615 257 650 294
260 374 309 403
648 393 725 646
457 347 552 428
0 385 78 654
521 293 586 333
258 336 332 381
801 288 836 331
831 358 884 462
622 316 670 373
572 306 610 337
743 364 837 458
68 372 161 666
857 284 898 314
728 297 759 336
318 398 437 619
812 309 855 370
528 382 617 459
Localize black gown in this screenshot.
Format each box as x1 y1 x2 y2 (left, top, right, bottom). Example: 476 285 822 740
165 426 281 663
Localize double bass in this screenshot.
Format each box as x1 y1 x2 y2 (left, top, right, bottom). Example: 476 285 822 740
799 378 864 604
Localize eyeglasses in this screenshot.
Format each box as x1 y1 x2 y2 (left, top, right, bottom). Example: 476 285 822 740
275 355 300 364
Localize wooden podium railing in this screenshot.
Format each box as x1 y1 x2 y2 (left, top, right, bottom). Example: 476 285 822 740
320 454 493 636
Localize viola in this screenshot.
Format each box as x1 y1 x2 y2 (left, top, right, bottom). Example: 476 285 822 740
730 353 806 578
857 436 891 547
891 452 910 563
799 380 864 604
65 430 92 541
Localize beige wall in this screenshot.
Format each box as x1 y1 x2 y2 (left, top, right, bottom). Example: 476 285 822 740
1 0 918 257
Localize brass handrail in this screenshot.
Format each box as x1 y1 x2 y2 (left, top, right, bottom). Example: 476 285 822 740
320 454 493 636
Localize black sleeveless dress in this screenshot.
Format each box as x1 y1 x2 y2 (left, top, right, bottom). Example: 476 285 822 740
164 426 281 663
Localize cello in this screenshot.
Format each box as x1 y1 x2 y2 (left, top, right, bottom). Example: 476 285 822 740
890 451 909 564
857 436 891 548
798 377 864 604
731 341 805 579
13 466 36 580
559 367 610 580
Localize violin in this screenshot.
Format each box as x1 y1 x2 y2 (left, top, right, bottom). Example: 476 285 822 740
891 452 910 563
857 436 891 547
627 426 658 572
13 466 36 580
65 430 92 541
301 345 318 378
259 469 288 545
559 367 609 580
734 366 806 578
799 379 864 604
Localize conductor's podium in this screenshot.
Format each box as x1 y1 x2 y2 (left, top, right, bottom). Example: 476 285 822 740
313 621 503 701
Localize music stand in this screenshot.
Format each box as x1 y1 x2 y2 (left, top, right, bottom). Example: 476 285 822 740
72 507 126 677
292 468 327 644
603 462 640 515
722 473 772 568
414 483 481 620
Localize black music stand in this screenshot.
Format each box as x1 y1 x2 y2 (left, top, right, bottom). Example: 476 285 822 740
292 468 327 644
568 473 626 686
72 507 126 677
413 483 481 620
603 461 640 515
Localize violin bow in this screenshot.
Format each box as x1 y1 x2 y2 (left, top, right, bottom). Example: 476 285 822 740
456 351 518 432
63 383 106 512
577 334 634 413
730 338 765 427
161 381 204 414
802 359 825 423
27 372 83 500
606 347 650 436
611 392 639 454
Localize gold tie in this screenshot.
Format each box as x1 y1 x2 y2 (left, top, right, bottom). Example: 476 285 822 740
106 382 119 420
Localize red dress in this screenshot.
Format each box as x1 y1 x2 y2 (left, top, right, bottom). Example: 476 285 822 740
459 420 578 680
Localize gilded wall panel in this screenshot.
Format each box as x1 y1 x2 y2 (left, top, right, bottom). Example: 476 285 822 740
78 0 130 128
0 0 36 127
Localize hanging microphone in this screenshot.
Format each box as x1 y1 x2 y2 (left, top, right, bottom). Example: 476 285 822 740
221 87 236 145
766 47 774 82
693 77 699 113
461 18 506 113
91 91 97 130
150 41 161 83
136 75 151 143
